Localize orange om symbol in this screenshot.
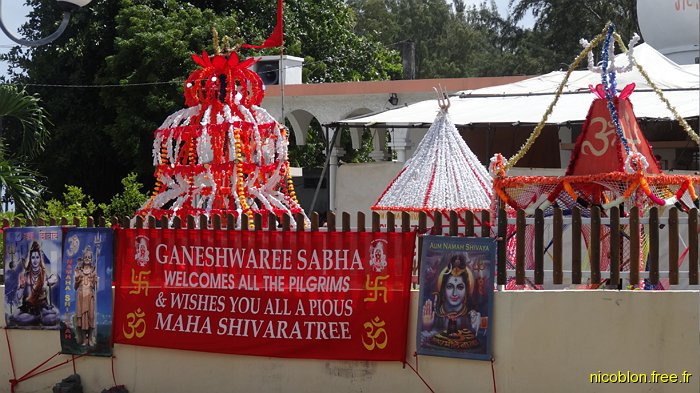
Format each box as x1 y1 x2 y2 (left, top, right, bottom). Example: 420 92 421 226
123 308 147 339
362 316 388 351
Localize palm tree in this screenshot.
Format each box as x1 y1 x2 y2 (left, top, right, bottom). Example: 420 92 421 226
0 85 50 217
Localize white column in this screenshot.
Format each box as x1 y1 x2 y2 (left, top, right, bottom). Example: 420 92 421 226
558 125 572 169
329 146 345 212
387 128 412 163
369 128 388 161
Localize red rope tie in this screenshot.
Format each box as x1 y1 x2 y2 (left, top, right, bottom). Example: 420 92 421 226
491 357 498 393
406 352 435 393
111 355 118 387
15 352 61 383
5 328 17 392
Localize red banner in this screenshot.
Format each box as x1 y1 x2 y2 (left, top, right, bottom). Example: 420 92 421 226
114 229 416 360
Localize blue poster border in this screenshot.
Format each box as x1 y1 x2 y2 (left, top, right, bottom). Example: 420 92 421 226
3 227 63 330
59 228 114 356
416 235 496 361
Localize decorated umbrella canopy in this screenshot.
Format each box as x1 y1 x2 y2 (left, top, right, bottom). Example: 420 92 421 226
491 23 700 289
372 90 493 215
135 47 305 225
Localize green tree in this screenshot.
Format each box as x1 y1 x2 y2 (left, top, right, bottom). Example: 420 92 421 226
4 0 127 204
509 0 640 71
348 0 544 78
4 0 401 205
0 85 50 216
98 172 148 220
38 184 97 225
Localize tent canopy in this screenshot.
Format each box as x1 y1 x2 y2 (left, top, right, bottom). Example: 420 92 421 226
337 44 699 127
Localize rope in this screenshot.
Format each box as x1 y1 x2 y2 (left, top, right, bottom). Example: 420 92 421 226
612 33 700 146
504 22 612 172
491 357 498 393
111 355 118 387
4 328 87 393
407 352 436 393
5 328 17 393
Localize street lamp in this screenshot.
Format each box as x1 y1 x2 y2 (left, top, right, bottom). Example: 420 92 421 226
0 0 92 47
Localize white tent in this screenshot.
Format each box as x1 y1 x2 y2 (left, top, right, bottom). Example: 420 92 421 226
338 44 699 127
373 109 492 212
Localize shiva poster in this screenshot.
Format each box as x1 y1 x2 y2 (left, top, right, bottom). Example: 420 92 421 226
416 235 495 360
3 227 63 329
59 228 114 356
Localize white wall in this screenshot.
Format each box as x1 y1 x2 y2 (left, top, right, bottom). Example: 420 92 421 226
2 287 698 393
335 161 404 223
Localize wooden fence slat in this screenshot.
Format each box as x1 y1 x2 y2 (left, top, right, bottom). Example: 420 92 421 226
481 210 490 238
241 214 250 230
282 214 291 231
571 206 582 285
295 213 305 232
386 212 395 233
186 215 195 229
449 210 458 236
668 208 679 285
401 212 410 232
327 211 336 232
147 216 155 229
254 213 263 231
371 212 380 232
357 212 365 232
342 212 351 232
268 213 277 231
689 209 698 285
134 216 144 229
73 217 80 227
172 216 182 229
311 212 319 231
609 206 620 288
590 206 601 285
534 208 544 285
553 208 563 285
212 215 222 230
464 211 474 237
649 207 659 285
497 208 507 285
226 213 236 230
433 213 442 235
630 207 640 286
516 209 525 285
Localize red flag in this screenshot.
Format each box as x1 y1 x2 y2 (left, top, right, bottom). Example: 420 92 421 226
241 0 283 49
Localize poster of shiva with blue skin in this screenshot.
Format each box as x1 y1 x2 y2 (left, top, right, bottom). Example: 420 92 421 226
417 235 495 361
4 227 63 330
